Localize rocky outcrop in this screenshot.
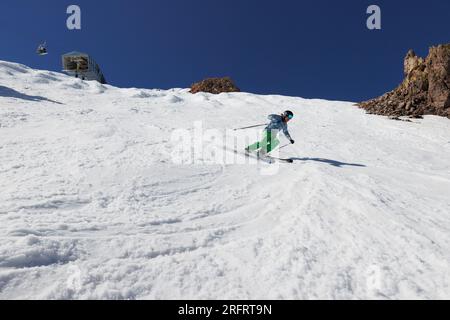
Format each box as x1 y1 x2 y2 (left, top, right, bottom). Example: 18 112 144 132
359 44 450 119
190 77 240 94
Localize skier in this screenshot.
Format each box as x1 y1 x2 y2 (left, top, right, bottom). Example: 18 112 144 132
246 110 295 157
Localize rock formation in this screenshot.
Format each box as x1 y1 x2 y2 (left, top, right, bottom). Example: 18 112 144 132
359 44 450 119
190 77 240 94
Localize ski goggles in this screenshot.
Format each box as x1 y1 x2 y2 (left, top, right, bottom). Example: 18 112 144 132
287 114 294 119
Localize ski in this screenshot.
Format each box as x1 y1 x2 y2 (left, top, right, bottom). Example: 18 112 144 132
224 146 294 164
234 149 294 164
265 156 294 163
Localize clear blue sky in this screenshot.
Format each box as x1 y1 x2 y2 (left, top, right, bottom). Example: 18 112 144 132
0 0 449 101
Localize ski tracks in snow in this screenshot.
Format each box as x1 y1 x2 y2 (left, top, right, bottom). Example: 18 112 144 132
1 62 449 299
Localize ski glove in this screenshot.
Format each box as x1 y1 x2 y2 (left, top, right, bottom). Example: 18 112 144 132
290 139 295 144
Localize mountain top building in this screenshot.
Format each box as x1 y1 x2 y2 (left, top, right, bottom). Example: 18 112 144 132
62 51 107 84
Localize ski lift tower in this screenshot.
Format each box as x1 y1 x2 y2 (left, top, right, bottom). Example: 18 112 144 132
61 51 107 84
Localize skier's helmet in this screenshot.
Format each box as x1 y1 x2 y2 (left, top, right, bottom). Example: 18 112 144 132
283 110 294 120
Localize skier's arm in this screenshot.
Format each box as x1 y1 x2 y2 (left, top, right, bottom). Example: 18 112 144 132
283 125 295 143
282 125 292 140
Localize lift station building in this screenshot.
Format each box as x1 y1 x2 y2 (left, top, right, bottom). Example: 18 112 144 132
62 51 107 84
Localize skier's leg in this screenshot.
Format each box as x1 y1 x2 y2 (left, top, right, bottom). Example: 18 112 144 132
246 130 268 152
246 141 261 152
266 133 280 154
259 130 271 157
259 130 280 157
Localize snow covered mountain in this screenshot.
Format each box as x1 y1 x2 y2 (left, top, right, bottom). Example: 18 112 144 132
0 60 449 300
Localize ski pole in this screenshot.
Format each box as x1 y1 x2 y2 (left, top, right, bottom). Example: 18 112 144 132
278 144 292 150
233 124 268 131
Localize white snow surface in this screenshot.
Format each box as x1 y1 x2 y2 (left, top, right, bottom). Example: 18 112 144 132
0 60 449 300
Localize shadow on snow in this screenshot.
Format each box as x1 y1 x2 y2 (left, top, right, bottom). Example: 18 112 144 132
0 85 62 104
291 157 366 168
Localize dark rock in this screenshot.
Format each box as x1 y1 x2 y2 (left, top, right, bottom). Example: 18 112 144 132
190 77 240 94
359 44 450 119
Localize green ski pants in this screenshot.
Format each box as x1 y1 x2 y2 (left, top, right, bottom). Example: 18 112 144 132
247 130 280 154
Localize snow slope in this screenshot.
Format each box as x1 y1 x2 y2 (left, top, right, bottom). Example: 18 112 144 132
0 60 449 300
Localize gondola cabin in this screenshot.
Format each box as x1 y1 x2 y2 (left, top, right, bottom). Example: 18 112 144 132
37 42 48 56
